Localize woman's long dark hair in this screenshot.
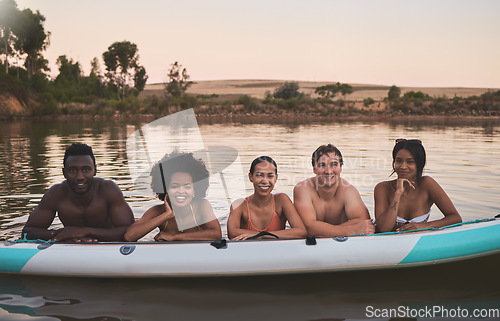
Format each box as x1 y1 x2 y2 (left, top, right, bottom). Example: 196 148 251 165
392 139 426 181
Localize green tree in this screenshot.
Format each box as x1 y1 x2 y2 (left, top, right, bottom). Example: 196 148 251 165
388 85 401 101
273 81 300 99
164 61 191 98
13 8 50 78
0 0 20 74
90 57 101 76
83 71 106 99
134 65 147 92
55 55 81 84
315 82 352 99
102 40 148 100
403 91 431 100
315 84 339 98
339 83 353 98
51 55 82 102
363 97 375 107
86 57 107 98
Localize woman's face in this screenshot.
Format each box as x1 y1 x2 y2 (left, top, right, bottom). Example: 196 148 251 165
249 161 277 196
167 172 194 207
394 148 417 180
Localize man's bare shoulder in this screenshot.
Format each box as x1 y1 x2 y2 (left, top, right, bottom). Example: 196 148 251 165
95 177 117 187
339 178 362 195
33 182 69 212
294 177 315 193
43 182 68 198
339 177 354 189
95 178 123 194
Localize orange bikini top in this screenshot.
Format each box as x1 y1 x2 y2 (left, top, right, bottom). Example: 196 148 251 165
244 195 284 232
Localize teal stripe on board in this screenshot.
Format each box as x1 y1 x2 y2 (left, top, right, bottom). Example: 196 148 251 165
0 248 39 272
400 225 500 264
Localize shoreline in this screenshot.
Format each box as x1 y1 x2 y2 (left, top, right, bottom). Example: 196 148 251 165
1 79 498 119
2 112 499 126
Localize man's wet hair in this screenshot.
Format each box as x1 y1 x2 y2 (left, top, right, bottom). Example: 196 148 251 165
64 143 96 169
249 156 278 175
312 144 343 168
152 151 210 201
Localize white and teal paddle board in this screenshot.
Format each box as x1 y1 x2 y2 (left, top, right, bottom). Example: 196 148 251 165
1 219 499 277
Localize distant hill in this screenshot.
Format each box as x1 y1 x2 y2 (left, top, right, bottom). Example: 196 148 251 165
140 80 497 101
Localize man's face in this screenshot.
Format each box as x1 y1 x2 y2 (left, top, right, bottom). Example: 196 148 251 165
313 152 342 187
63 155 96 194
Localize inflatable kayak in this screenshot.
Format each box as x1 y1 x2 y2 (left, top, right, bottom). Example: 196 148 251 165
1 219 499 278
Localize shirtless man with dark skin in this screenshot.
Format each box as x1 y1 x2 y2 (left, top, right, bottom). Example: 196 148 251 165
293 144 375 237
22 143 134 242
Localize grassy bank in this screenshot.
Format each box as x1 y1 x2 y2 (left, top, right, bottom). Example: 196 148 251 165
1 78 499 119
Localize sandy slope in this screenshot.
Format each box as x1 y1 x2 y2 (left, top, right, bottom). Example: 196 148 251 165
142 80 497 101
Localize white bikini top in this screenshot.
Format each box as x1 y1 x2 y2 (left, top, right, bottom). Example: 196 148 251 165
396 209 431 224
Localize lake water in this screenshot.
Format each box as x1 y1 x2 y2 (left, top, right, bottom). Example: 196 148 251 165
0 114 499 320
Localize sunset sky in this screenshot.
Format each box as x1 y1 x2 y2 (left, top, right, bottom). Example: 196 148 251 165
14 0 500 88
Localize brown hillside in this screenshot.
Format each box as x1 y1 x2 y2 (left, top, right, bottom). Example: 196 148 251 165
0 93 29 117
140 80 497 101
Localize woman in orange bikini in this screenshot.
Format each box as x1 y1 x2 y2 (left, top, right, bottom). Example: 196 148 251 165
124 152 222 242
227 156 306 240
374 139 462 232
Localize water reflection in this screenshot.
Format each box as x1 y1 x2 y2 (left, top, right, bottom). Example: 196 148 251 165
0 117 499 320
0 117 499 240
0 255 498 320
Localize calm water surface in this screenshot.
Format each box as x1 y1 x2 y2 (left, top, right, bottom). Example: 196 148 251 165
0 116 499 320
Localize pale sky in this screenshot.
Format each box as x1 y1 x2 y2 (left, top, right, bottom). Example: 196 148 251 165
13 0 500 88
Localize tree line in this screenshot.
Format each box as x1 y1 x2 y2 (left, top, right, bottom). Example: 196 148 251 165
1 0 497 117
0 0 49 77
0 0 190 115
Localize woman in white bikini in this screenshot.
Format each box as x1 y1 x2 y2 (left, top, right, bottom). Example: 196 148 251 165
227 156 306 240
124 152 222 242
374 139 462 232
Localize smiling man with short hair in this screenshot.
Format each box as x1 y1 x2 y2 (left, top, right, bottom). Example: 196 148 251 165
22 143 134 242
293 144 375 237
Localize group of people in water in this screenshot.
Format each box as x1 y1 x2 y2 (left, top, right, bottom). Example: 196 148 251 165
22 140 462 242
